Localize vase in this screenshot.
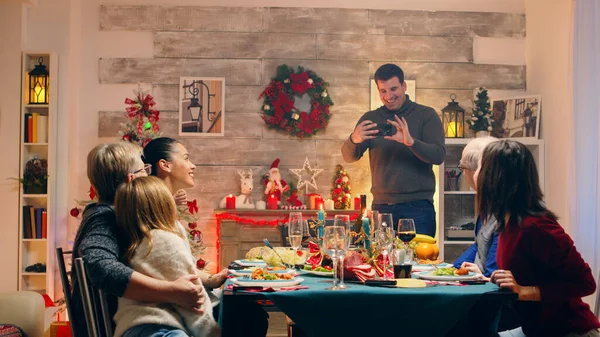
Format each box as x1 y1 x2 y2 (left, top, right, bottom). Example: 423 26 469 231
24 184 46 194
475 131 490 138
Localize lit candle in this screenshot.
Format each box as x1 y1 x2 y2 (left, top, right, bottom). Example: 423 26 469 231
315 196 324 210
362 211 371 250
225 194 236 209
354 197 361 210
267 194 278 210
318 205 325 239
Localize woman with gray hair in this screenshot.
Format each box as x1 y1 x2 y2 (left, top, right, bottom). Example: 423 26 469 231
452 136 500 277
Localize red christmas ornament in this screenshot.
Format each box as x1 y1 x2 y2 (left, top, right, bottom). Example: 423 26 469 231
188 222 197 229
122 134 131 141
189 229 203 243
70 207 80 218
196 259 206 269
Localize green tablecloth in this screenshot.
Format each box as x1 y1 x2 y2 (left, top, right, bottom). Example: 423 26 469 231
221 275 506 337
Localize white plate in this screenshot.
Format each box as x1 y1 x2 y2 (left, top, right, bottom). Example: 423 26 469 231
229 268 295 277
414 271 481 281
301 269 334 277
234 259 267 267
412 262 451 272
230 277 304 288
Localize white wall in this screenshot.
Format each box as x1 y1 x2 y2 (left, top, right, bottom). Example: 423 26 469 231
0 3 24 292
525 0 573 233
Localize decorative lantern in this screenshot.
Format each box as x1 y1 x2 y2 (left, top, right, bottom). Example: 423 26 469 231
441 94 465 138
28 57 49 104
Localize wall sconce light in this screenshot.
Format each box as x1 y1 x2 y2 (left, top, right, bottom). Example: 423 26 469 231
441 94 465 138
183 80 217 132
28 57 49 104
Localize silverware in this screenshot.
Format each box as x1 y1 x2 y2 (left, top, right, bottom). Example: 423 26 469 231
263 239 291 269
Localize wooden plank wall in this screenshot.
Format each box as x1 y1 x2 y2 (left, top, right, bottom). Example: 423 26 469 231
97 5 525 270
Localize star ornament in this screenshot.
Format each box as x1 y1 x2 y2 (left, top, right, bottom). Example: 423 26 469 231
289 157 323 191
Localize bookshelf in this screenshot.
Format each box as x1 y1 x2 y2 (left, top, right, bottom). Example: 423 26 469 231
18 52 57 298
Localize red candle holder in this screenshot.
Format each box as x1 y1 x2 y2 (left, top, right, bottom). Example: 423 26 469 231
225 195 236 209
354 197 361 210
314 197 324 210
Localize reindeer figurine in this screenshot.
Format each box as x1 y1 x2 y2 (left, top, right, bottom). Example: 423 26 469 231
219 169 255 209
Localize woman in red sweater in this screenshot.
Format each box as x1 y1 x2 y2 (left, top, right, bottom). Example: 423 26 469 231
475 140 600 337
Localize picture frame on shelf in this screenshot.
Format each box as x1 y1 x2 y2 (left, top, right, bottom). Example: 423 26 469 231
370 79 416 110
178 77 225 137
490 95 541 138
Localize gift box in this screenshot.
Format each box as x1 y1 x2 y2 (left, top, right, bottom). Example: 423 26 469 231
50 322 71 337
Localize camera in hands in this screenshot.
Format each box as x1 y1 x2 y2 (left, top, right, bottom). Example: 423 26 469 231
376 123 397 137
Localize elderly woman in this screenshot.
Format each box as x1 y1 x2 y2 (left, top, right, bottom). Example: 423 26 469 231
452 137 500 278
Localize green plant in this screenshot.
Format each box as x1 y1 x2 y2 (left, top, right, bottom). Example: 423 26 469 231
12 156 48 193
468 87 494 132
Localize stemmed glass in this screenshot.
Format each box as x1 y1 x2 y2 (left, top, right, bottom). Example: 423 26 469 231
334 215 351 289
397 218 416 264
322 225 347 290
288 212 303 258
375 213 394 280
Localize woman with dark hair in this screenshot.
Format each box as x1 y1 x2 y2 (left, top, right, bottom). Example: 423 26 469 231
143 137 269 337
475 140 600 337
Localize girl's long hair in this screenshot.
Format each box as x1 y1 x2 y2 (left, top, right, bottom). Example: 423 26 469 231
477 140 556 231
114 176 182 262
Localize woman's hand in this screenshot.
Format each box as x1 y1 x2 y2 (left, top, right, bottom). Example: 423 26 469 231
209 268 229 289
460 261 483 276
170 274 206 313
490 269 539 301
173 189 188 206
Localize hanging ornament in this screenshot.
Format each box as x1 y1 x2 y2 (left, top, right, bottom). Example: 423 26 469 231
196 259 206 269
188 222 198 229
70 207 80 218
144 121 152 130
189 229 203 244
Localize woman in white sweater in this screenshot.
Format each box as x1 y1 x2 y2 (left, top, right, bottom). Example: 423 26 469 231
113 176 220 337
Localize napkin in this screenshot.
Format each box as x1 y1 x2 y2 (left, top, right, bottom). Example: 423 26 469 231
395 279 427 288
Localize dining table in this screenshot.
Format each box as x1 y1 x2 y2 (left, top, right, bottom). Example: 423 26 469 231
219 272 516 337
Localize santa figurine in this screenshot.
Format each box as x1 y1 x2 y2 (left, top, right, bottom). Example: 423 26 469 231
264 158 289 202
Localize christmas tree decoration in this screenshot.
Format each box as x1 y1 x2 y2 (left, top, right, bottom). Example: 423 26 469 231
467 87 494 133
178 199 208 269
119 85 162 147
289 157 323 196
330 164 352 209
259 64 334 137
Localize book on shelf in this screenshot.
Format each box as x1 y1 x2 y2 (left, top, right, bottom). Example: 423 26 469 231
42 210 47 239
37 115 48 143
22 206 32 239
29 206 36 238
35 208 43 239
32 113 38 143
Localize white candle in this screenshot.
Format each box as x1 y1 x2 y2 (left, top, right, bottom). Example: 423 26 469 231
324 199 335 210
255 200 266 210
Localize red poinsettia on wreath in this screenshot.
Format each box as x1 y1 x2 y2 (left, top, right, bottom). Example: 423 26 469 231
259 64 334 137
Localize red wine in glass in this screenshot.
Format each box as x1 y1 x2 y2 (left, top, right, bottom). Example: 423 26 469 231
397 231 416 243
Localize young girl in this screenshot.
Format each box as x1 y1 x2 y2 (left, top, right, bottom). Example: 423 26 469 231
477 140 600 337
112 176 220 337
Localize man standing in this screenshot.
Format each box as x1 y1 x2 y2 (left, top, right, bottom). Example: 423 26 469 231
341 64 445 237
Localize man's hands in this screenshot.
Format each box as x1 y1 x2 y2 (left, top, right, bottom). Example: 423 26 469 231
350 116 414 146
350 120 379 143
386 115 414 146
170 274 206 313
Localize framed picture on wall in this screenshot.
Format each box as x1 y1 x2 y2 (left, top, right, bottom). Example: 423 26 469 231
490 95 541 138
178 77 225 137
370 79 416 111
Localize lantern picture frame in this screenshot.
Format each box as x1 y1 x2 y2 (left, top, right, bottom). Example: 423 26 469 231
27 57 49 105
490 95 541 138
442 94 465 138
178 77 225 137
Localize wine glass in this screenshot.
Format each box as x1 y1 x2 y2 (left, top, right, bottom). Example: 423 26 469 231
397 219 416 264
334 215 351 289
288 212 303 257
375 226 395 280
322 225 346 290
377 213 394 232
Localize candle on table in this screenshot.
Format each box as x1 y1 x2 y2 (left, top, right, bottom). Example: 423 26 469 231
324 199 334 210
354 197 361 210
318 205 325 239
308 194 318 209
267 194 278 210
255 200 266 210
225 194 236 209
362 211 371 251
360 195 367 209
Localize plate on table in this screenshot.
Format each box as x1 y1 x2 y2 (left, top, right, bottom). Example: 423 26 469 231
230 277 304 288
229 268 295 277
412 262 451 272
301 269 334 277
234 259 267 267
414 271 480 281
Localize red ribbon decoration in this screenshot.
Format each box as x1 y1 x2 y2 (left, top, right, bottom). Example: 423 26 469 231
187 199 198 214
289 71 313 94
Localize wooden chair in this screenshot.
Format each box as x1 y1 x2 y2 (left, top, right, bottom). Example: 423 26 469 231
72 257 114 337
56 247 77 337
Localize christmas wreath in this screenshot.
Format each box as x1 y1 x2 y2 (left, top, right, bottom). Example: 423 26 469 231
259 64 333 138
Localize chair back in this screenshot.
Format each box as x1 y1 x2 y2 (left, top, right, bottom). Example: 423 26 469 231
73 257 114 337
595 267 599 318
55 247 77 337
